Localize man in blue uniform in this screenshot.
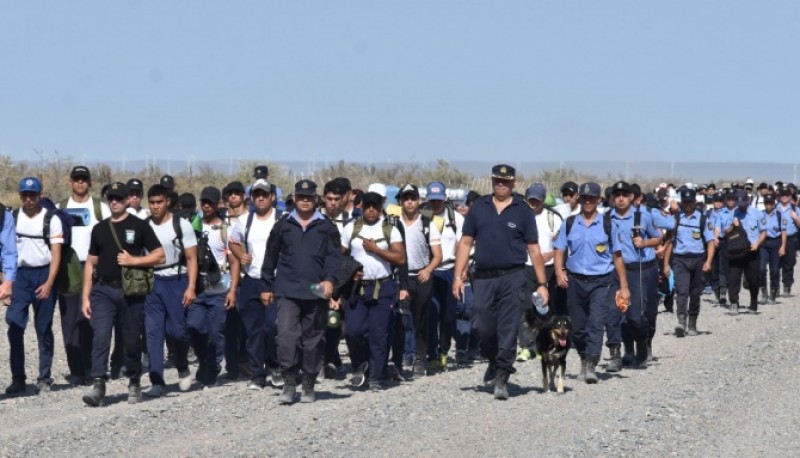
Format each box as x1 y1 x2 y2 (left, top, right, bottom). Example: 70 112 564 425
721 190 765 314
776 187 800 296
452 164 549 400
554 182 630 383
663 189 715 337
758 194 785 305
608 181 662 367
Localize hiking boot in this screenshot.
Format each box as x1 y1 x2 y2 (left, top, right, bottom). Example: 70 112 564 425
278 372 297 405
323 363 338 379
719 297 728 308
576 356 587 382
5 379 26 396
482 362 497 387
584 357 598 384
368 379 384 392
749 303 759 314
413 359 428 378
178 369 192 392
675 314 687 337
35 380 51 394
621 343 634 367
300 373 317 403
82 378 106 407
387 364 405 382
144 384 165 397
634 339 648 367
349 363 368 388
439 353 448 371
128 382 143 404
687 316 699 336
606 347 622 373
645 339 654 364
493 369 510 400
269 369 285 388
784 285 791 296
729 302 740 316
247 380 264 390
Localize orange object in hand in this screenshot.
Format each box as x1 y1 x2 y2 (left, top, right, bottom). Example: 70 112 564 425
615 290 629 313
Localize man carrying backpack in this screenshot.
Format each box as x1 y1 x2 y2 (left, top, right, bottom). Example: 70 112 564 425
719 190 766 314
5 177 62 395
143 185 197 396
59 165 110 385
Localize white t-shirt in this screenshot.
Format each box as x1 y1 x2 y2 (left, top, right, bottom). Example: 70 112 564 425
527 209 562 267
401 216 442 272
127 207 150 219
62 197 111 261
16 208 64 268
229 211 277 279
201 219 230 293
434 209 463 270
341 219 402 280
556 203 580 220
149 215 197 277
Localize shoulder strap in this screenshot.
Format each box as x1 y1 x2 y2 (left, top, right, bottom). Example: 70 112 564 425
108 219 123 251
634 208 642 228
446 203 457 233
565 215 576 237
0 204 5 233
547 210 554 233
93 198 103 222
352 218 364 241
12 208 18 221
244 211 255 245
43 210 53 248
421 214 432 246
699 212 707 244
603 211 612 244
60 198 69 210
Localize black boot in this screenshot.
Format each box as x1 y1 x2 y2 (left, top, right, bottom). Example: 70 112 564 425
729 302 740 316
301 372 317 403
634 339 648 367
621 340 634 367
584 357 598 384
770 290 777 304
576 356 587 382
687 315 699 337
483 361 497 387
719 287 728 307
493 369 510 400
784 285 791 296
761 287 768 304
645 338 654 364
675 314 687 337
82 378 106 407
606 347 622 373
278 371 297 405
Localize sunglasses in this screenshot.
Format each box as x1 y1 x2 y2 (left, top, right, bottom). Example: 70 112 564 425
108 195 126 202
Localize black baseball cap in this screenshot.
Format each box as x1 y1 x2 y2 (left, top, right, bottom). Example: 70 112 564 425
200 186 221 203
611 181 632 194
764 194 776 204
253 165 269 179
294 179 318 196
106 182 128 199
491 164 515 180
396 183 420 200
160 175 175 190
178 192 196 208
362 192 383 208
560 181 579 194
70 166 91 180
223 181 245 196
680 189 696 202
126 178 143 192
578 182 601 197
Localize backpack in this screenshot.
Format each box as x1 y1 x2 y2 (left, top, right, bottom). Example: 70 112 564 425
565 212 613 247
14 199 82 294
420 202 456 235
195 217 229 291
60 197 103 224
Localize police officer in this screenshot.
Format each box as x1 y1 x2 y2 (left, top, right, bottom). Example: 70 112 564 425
608 181 662 368
759 194 786 304
663 188 715 337
708 191 729 306
81 182 165 406
776 187 800 296
453 164 549 400
554 182 629 383
6 177 62 395
720 190 765 314
261 179 342 404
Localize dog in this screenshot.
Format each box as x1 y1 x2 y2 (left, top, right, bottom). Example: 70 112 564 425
525 310 572 394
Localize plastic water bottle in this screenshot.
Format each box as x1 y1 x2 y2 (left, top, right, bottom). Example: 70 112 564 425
310 283 328 298
532 291 549 315
327 310 341 329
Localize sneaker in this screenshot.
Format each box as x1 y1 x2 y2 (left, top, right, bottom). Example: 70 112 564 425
222 372 240 382
516 348 531 362
413 360 428 378
144 384 165 398
455 350 469 366
729 303 740 316
5 379 26 396
247 380 264 390
178 370 192 392
128 383 143 404
323 363 339 380
368 380 383 392
35 380 51 394
269 370 285 388
387 364 405 382
439 354 448 370
703 286 713 295
350 363 368 388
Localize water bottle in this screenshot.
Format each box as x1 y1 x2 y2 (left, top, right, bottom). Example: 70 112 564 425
327 310 341 329
310 283 328 298
532 291 549 315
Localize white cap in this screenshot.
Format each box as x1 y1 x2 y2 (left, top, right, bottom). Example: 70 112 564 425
746 178 754 184
685 182 695 189
368 183 387 197
658 183 667 189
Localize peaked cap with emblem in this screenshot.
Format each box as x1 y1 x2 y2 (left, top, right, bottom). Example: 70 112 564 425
294 179 317 196
491 164 515 180
579 182 601 197
107 182 129 199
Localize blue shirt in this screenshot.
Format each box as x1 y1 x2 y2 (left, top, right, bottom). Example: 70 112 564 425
722 207 764 245
776 202 797 236
673 211 715 255
462 195 538 270
762 209 787 239
0 209 17 281
650 208 676 231
553 213 616 276
289 209 324 230
714 207 735 240
610 208 661 263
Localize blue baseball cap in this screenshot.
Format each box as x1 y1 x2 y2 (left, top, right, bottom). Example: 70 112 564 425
18 177 42 193
426 181 447 201
525 183 547 202
579 182 601 197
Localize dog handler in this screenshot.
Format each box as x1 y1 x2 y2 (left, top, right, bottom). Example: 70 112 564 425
452 164 549 400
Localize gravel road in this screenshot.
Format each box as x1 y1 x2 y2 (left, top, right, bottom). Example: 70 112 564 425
0 290 797 457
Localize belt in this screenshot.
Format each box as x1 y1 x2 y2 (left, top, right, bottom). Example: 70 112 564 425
96 278 123 289
625 260 657 271
473 265 525 279
439 260 455 269
673 253 704 258
766 236 781 241
359 277 392 300
569 271 612 281
361 277 391 286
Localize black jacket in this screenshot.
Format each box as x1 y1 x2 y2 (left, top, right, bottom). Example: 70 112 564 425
261 212 341 299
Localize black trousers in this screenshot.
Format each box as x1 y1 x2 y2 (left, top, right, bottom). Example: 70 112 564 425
729 250 760 306
672 255 704 317
780 233 798 287
711 239 729 299
760 237 782 292
58 292 93 379
276 297 327 375
88 284 145 382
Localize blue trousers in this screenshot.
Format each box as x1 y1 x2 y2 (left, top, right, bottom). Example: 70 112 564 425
187 291 226 385
472 269 526 374
237 276 278 384
780 234 798 287
7 266 57 382
567 272 612 359
427 269 457 359
672 255 705 316
344 280 396 381
89 283 145 381
144 275 190 385
276 297 327 374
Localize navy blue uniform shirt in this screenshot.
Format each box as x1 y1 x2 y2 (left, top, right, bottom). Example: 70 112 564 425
462 195 538 270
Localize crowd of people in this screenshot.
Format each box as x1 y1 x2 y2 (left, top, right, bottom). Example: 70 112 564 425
0 163 792 405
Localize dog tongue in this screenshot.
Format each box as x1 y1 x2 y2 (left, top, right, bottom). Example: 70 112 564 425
558 338 567 347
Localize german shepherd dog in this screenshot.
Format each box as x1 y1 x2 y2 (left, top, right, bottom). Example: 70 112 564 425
525 311 572 394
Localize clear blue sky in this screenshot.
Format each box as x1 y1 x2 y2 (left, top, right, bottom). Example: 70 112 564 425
1 1 797 164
